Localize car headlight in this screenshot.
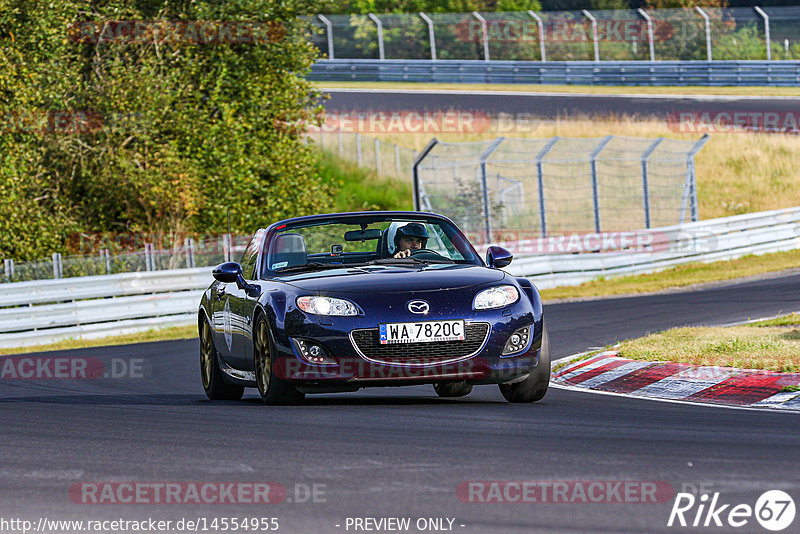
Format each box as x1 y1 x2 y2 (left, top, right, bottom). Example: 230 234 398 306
296 296 359 316
473 285 519 310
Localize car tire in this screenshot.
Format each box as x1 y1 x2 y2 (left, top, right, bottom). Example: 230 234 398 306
433 381 473 398
200 319 244 401
254 316 305 406
499 321 550 403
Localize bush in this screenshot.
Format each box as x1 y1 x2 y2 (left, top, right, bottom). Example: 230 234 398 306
0 0 331 260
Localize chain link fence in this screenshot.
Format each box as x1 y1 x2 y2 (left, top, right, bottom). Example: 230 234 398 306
413 135 709 241
4 132 709 282
2 236 248 284
310 7 800 62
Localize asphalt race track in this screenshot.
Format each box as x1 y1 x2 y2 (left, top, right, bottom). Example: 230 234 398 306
323 88 800 121
2 273 799 533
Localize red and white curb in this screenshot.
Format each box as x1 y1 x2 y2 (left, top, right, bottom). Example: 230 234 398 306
552 350 800 411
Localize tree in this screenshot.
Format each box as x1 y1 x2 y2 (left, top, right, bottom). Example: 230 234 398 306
322 0 543 15
0 0 332 260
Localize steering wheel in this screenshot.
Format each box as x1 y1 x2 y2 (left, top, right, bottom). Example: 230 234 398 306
410 248 447 259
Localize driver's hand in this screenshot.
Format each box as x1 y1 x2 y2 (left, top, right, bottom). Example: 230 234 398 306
393 249 411 258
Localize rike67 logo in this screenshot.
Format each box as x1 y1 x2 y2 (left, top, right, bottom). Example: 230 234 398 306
668 490 795 531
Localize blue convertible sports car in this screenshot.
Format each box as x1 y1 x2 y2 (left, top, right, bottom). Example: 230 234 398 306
198 211 549 404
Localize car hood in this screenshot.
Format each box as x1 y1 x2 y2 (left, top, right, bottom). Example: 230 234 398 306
275 264 506 294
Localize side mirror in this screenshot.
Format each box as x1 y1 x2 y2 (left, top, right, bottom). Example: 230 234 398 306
486 246 513 268
212 262 242 284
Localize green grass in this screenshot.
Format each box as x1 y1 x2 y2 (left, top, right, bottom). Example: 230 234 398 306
0 325 197 356
540 249 800 301
615 324 800 373
749 313 800 327
314 80 800 97
315 150 412 212
783 385 800 392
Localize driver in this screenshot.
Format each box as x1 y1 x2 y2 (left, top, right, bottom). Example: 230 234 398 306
393 222 429 258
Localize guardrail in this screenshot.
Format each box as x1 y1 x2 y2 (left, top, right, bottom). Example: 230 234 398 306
501 207 800 288
0 268 212 349
2 207 798 349
309 59 800 86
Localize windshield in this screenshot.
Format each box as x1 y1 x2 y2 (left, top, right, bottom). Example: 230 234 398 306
262 215 481 276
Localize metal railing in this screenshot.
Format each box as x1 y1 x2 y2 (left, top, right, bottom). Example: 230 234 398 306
499 206 800 288
412 135 709 241
0 267 212 348
2 235 246 284
309 59 800 86
310 7 800 62
2 207 798 348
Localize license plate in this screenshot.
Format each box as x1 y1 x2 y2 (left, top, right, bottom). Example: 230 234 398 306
379 320 465 345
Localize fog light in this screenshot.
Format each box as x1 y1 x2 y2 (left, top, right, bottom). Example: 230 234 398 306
502 326 531 356
292 338 336 365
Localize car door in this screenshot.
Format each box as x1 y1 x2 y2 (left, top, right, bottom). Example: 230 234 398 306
210 279 235 363
227 229 266 371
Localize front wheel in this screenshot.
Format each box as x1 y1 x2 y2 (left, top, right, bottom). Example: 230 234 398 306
499 321 550 403
254 317 305 405
200 319 244 401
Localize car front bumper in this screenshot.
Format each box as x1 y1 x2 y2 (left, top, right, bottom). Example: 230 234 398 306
271 298 543 387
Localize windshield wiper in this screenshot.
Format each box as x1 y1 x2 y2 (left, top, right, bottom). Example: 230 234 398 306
274 262 337 274
369 257 453 266
274 261 379 274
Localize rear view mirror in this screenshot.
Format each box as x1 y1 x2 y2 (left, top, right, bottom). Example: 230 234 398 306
486 246 513 268
344 229 382 241
212 262 242 283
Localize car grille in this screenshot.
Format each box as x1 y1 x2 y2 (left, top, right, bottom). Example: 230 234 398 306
350 322 490 365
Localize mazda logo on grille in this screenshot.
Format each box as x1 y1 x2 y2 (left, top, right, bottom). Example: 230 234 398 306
407 300 430 314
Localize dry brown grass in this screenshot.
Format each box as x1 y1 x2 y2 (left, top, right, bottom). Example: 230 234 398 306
315 81 800 97
616 325 800 373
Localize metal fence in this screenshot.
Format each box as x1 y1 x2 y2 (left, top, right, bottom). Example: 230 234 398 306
311 7 800 62
2 207 798 348
0 267 212 348
2 235 246 284
309 59 800 86
412 135 709 241
504 206 800 288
